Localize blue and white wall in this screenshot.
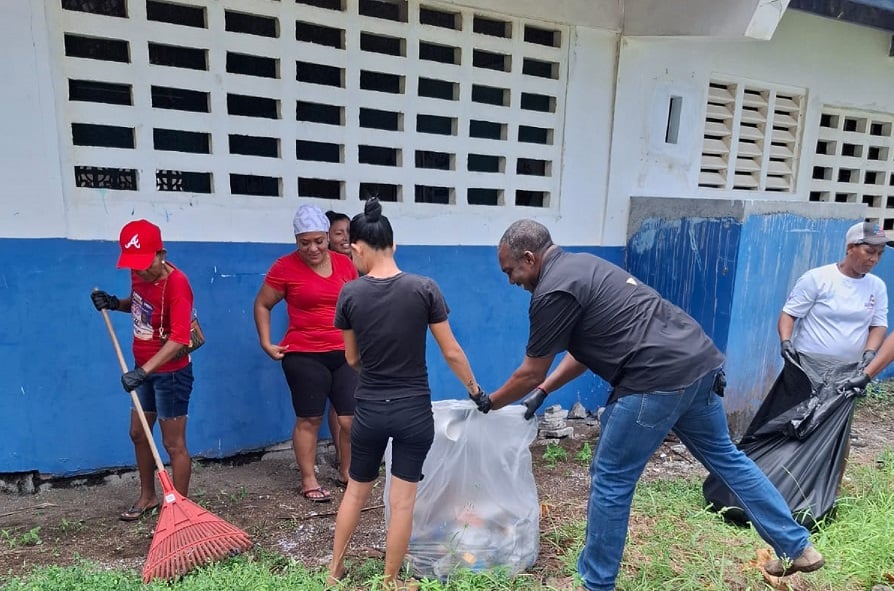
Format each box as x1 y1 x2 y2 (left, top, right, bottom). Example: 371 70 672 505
5 1 894 475
1 0 620 475
616 10 894 436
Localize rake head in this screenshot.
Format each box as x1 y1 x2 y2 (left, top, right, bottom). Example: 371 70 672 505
142 470 253 582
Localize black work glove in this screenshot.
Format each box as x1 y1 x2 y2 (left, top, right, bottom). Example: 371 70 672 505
121 367 148 393
470 388 492 414
837 371 870 397
522 388 548 420
91 290 119 312
780 340 798 363
858 349 876 372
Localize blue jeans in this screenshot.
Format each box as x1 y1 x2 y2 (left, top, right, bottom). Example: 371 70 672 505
578 369 810 591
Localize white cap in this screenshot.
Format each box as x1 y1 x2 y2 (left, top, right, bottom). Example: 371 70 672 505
292 204 330 235
845 221 890 247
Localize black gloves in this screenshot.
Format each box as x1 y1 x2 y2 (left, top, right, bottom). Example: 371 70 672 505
121 367 148 393
91 290 119 312
780 339 798 363
470 388 491 414
858 349 877 372
837 371 870 396
522 388 548 420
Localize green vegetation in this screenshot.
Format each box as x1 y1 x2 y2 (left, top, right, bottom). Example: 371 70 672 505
1 526 42 549
6 453 892 591
542 442 568 468
4 402 893 591
575 442 593 465
863 378 894 404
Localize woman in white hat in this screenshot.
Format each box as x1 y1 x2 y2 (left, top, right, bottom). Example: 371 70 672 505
253 204 358 502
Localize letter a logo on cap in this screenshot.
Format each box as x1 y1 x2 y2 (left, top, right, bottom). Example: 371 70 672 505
124 234 141 249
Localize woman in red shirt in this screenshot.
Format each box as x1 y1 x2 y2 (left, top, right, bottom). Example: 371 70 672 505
91 219 195 521
254 205 359 502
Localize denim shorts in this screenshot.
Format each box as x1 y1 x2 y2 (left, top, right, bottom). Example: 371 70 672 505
135 363 194 419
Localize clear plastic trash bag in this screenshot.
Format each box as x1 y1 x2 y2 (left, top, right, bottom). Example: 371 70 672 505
385 400 540 579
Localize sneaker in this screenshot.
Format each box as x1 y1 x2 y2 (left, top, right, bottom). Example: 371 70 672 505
764 546 825 576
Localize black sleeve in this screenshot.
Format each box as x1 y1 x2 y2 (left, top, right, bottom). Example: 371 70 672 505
425 278 449 324
526 291 582 358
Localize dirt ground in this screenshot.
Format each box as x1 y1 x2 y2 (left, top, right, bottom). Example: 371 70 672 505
0 403 891 586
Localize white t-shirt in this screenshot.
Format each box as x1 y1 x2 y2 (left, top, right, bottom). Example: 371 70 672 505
783 263 888 362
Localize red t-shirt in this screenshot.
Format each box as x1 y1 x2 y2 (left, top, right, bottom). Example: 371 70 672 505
264 251 357 353
130 265 193 372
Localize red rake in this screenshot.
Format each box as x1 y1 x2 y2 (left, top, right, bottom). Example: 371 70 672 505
100 308 253 582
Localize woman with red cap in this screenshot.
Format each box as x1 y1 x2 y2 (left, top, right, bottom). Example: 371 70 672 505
91 219 196 521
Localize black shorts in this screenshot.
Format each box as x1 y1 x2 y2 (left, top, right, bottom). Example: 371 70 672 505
281 351 358 418
349 396 434 483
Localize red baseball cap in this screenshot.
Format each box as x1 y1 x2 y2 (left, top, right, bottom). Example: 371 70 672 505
117 219 164 270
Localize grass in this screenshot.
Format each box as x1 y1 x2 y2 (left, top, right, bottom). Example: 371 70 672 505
6 454 892 591
4 407 893 591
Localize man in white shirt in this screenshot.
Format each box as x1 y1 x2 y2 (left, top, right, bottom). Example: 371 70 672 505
778 221 889 368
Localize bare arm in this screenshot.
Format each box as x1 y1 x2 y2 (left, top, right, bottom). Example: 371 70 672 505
489 354 556 410
537 352 588 394
253 283 288 360
141 339 188 374
429 321 480 396
777 312 796 342
865 325 887 353
342 329 361 371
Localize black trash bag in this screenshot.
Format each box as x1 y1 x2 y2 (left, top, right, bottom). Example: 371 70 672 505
703 354 859 530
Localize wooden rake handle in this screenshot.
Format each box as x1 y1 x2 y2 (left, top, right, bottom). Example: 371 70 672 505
99 307 167 474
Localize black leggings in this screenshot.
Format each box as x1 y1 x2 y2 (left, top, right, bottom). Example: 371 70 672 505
281 351 357 418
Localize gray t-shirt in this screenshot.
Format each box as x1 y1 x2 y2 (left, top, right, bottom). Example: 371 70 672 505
334 272 449 401
527 248 724 402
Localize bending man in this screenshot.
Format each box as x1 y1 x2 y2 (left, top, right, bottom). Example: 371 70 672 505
475 219 824 591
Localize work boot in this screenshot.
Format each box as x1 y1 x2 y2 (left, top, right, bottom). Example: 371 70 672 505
765 546 825 576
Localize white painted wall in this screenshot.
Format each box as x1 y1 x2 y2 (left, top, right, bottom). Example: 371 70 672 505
605 9 894 244
440 0 621 31
0 2 66 238
11 3 886 248
2 1 618 247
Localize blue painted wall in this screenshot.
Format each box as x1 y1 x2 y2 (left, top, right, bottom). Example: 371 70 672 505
723 214 894 435
627 216 741 352
0 239 622 475
628 210 894 439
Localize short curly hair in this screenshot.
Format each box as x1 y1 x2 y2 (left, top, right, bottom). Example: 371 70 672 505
499 219 553 259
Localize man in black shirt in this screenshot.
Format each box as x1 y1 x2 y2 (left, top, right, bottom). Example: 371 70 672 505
478 219 823 591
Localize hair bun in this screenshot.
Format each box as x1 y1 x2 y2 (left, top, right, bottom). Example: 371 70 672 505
364 197 382 222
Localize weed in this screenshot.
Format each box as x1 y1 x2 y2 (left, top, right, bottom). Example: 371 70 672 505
543 442 568 468
60 518 84 534
19 526 42 546
575 442 593 465
229 485 249 502
2 529 15 549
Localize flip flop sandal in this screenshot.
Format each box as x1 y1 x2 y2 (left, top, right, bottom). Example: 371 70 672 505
119 503 159 522
301 487 332 503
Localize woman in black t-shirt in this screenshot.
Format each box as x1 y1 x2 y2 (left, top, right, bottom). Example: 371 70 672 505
327 198 484 589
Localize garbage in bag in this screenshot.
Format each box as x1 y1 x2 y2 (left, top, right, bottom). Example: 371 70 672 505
385 400 539 579
703 353 859 530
